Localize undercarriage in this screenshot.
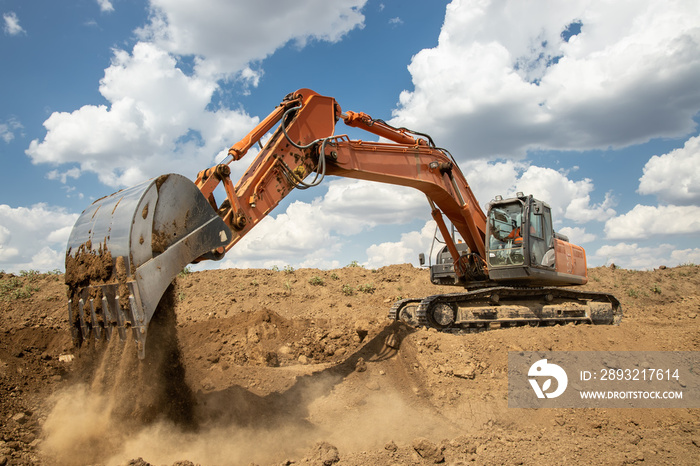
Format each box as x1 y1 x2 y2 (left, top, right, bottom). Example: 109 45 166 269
389 286 622 331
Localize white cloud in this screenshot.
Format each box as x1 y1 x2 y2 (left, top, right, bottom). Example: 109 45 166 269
670 248 700 266
592 242 677 270
320 179 426 234
0 117 23 143
214 199 343 270
27 1 369 188
459 160 615 224
516 166 616 223
3 12 25 36
364 221 435 268
96 0 115 13
26 42 258 188
604 204 700 239
638 135 700 205
458 159 523 210
0 204 79 272
30 247 64 271
138 0 367 77
216 179 429 269
558 226 595 244
592 243 700 269
392 0 700 158
0 225 19 262
47 167 81 184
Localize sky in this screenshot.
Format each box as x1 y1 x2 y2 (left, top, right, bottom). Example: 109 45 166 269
1 0 699 274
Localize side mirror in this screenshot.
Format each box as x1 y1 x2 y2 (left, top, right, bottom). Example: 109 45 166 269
418 253 426 266
532 200 545 214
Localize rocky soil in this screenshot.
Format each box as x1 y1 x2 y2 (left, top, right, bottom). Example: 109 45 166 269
0 264 699 465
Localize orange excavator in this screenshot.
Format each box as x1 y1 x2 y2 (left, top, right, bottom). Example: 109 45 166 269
65 89 621 358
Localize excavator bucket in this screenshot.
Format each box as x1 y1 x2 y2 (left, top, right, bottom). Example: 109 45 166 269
65 173 231 358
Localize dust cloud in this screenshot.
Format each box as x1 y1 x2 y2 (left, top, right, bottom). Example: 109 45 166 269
40 285 196 465
101 387 455 465
39 286 451 466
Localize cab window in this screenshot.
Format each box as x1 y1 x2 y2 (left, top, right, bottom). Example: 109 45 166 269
529 210 543 238
487 202 525 266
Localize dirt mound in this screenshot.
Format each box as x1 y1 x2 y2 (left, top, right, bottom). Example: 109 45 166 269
0 264 698 465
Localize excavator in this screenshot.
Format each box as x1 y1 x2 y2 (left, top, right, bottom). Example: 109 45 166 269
65 89 621 358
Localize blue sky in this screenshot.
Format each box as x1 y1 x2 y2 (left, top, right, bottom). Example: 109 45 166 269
1 0 699 273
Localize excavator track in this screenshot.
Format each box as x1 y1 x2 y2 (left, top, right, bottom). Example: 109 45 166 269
388 298 423 327
389 287 622 332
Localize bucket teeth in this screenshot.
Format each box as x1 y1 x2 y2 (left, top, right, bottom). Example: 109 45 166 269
114 295 128 342
88 299 103 341
101 295 114 340
128 294 148 360
78 299 91 341
68 299 80 346
69 288 144 350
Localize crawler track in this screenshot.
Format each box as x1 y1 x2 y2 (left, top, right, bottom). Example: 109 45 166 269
389 287 622 331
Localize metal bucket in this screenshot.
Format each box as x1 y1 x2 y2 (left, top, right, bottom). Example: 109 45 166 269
65 173 231 358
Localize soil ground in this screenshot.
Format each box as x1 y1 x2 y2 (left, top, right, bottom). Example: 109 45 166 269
0 264 698 465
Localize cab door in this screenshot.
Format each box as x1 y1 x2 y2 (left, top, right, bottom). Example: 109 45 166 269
527 201 555 268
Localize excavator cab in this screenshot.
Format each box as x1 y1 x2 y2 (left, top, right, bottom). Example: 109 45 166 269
424 194 586 288
411 192 618 329
485 194 587 286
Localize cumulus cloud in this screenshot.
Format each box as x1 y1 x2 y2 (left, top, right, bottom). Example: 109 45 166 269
365 221 435 268
516 166 616 223
459 160 615 224
26 42 258 187
138 0 367 77
96 0 114 13
215 179 430 269
3 12 25 36
392 0 700 158
0 204 79 272
592 242 678 270
215 200 342 270
26 1 369 189
319 179 426 233
604 204 700 240
670 248 700 266
0 117 23 143
457 159 523 209
638 135 700 205
558 226 595 244
0 225 19 262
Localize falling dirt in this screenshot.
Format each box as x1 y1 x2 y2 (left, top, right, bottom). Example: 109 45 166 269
0 264 699 465
64 240 114 333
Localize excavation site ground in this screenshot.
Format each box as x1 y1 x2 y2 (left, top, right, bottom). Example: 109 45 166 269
0 264 698 465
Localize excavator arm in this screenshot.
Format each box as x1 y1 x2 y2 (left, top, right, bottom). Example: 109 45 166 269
194 88 487 280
